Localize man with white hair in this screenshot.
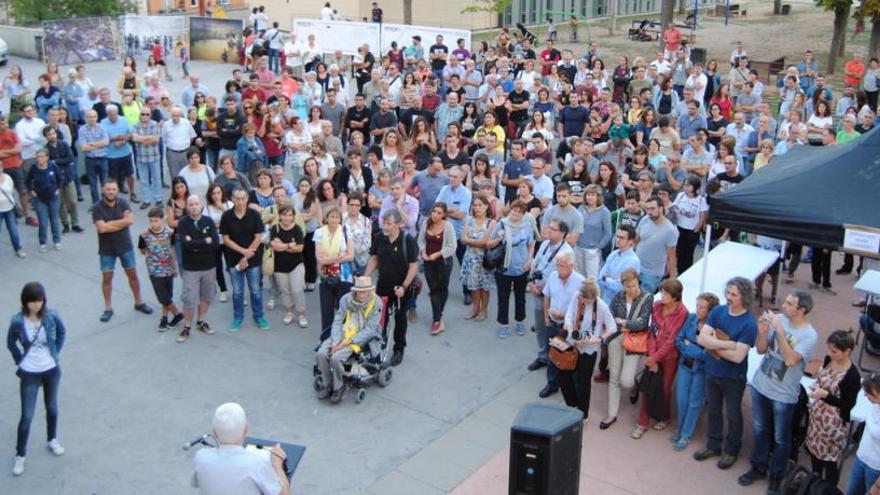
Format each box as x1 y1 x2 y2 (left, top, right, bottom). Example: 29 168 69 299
191 402 290 495
101 104 138 202
175 195 220 343
316 277 382 403
162 106 197 178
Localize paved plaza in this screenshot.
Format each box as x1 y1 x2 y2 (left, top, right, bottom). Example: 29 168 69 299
0 55 873 495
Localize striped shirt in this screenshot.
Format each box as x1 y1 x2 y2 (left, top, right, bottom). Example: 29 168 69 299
133 120 161 163
77 123 109 158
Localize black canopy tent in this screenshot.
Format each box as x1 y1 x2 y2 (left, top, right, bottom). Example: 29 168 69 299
708 128 880 250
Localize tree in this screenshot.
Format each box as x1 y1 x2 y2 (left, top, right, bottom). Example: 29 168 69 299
856 0 880 59
774 0 783 15
11 0 136 26
461 0 512 15
404 0 412 24
659 0 676 49
817 0 853 74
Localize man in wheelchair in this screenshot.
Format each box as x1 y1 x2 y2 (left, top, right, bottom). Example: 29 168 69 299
315 276 382 403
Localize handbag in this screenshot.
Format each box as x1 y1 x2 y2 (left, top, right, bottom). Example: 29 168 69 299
261 229 275 276
482 220 506 270
622 294 649 354
548 338 579 371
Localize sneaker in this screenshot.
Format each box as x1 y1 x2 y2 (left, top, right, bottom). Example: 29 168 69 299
47 439 65 456
821 286 837 295
100 309 114 322
266 298 275 310
515 322 526 336
256 317 270 331
737 466 766 486
693 448 721 461
129 193 140 203
176 327 191 343
305 283 316 292
283 312 294 325
668 433 681 444
219 291 229 303
168 313 184 328
139 202 150 210
154 201 163 209
717 453 737 470
631 425 647 439
12 456 24 476
62 224 70 234
71 225 84 233
39 245 48 253
134 303 154 315
15 251 26 258
25 216 38 227
229 319 243 332
54 243 62 251
77 194 84 202
158 316 169 331
673 437 691 451
297 314 308 328
497 325 510 338
197 321 214 335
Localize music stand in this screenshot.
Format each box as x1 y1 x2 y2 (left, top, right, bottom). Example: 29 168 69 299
855 270 880 373
244 436 306 481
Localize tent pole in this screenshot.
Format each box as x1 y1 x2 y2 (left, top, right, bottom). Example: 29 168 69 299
699 223 712 294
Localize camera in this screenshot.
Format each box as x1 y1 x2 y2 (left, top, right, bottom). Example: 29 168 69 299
528 270 543 283
570 330 582 341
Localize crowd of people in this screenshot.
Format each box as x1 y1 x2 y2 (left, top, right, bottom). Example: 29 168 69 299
3 8 880 493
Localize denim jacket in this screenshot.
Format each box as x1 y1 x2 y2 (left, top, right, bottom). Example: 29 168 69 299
675 313 706 372
7 310 66 367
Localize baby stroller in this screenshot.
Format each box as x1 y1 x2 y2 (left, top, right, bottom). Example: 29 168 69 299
629 20 655 42
516 23 538 45
312 299 394 404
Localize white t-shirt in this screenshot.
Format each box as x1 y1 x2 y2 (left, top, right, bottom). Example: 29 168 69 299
20 318 56 373
284 41 303 67
0 174 16 212
320 7 334 20
178 165 216 202
672 192 708 231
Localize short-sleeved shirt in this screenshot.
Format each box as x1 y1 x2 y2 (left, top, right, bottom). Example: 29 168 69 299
271 224 304 273
92 198 134 256
191 444 281 495
543 204 584 236
370 232 418 296
635 216 679 277
502 158 530 201
219 208 264 268
100 117 133 159
703 305 758 381
751 315 817 404
410 170 450 216
138 227 175 278
0 129 22 169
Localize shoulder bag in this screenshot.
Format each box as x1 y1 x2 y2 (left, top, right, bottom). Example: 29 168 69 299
15 321 44 378
622 294 650 354
262 226 276 276
482 220 506 270
548 299 596 371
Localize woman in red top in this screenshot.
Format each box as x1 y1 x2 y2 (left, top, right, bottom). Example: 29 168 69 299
710 84 734 121
418 202 457 335
632 278 688 439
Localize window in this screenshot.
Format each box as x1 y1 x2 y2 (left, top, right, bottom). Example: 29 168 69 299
504 6 513 26
594 0 606 16
530 0 538 24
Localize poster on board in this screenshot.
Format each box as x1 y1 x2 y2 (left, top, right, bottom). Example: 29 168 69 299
42 17 118 65
189 17 243 63
380 23 471 60
292 19 381 56
121 15 187 59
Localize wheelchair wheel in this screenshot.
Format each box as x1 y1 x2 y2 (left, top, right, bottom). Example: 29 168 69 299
355 388 367 404
377 368 393 387
313 375 325 392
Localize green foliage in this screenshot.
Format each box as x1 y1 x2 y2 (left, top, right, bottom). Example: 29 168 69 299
461 0 513 14
855 0 880 20
11 0 137 26
815 0 853 12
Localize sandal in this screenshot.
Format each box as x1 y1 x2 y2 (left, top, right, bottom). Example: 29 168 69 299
653 421 668 431
631 426 647 439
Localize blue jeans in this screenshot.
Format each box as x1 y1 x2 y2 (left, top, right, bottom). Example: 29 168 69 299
675 362 706 440
137 159 162 204
640 273 662 294
86 157 108 204
847 457 880 495
750 387 796 476
268 48 280 73
17 366 61 457
205 148 219 172
0 209 22 251
34 195 62 245
229 265 264 321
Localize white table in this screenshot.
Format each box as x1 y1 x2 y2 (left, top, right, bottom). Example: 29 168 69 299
678 242 780 313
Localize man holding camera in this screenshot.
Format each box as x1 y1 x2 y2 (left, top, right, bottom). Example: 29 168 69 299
191 402 290 495
534 241 582 400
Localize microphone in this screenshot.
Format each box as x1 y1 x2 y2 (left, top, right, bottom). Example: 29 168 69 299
182 433 210 451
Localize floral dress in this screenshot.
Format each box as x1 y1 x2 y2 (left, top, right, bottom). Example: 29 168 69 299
459 216 494 290
805 366 848 461
343 212 372 274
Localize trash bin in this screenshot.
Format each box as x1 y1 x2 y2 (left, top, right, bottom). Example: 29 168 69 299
34 35 43 62
781 4 791 15
690 47 707 65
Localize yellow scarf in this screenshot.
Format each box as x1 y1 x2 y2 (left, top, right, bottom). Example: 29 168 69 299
320 225 343 258
341 295 377 353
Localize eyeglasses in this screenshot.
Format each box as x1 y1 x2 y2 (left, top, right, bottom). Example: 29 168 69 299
140 113 151 116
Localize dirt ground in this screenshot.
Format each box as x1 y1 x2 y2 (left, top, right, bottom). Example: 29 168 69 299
477 1 861 91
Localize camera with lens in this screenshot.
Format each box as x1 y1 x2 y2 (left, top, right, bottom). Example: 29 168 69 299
528 270 543 283
570 330 582 341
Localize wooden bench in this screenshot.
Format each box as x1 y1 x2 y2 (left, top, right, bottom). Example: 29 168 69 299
710 4 747 17
750 56 786 84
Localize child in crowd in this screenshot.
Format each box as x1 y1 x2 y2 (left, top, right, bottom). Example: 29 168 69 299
138 207 184 330
569 15 579 42
547 17 557 42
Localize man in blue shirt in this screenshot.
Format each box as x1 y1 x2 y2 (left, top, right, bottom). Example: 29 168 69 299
676 100 707 141
435 165 472 301
101 105 137 203
501 140 530 204
694 277 758 470
557 92 589 138
597 225 641 305
410 157 450 218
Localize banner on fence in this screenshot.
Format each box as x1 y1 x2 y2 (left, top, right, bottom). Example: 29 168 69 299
121 16 187 59
189 17 243 63
380 23 471 58
42 17 118 65
292 19 381 56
